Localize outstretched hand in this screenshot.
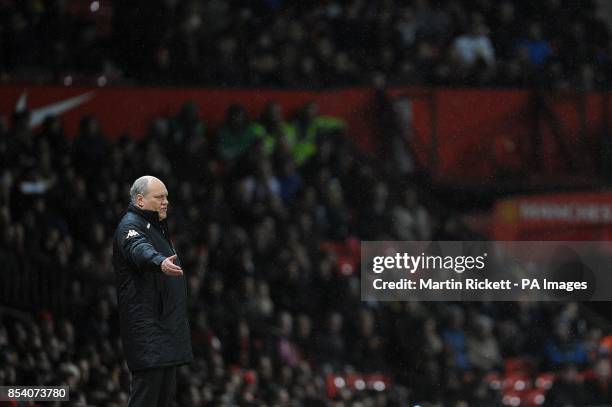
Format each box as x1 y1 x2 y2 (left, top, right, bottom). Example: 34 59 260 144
161 254 183 276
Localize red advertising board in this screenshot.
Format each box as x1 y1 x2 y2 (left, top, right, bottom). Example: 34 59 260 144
493 192 612 240
0 85 379 151
1 85 608 184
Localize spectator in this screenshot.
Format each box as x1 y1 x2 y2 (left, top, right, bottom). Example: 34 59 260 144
292 102 346 166
391 187 431 240
545 322 589 368
274 311 301 368
545 363 587 406
443 307 470 371
516 22 552 67
351 309 386 372
491 2 519 60
294 314 314 362
467 315 502 373
259 102 297 160
217 105 264 161
452 22 496 68
316 312 346 368
72 116 108 177
277 159 302 205
584 357 612 405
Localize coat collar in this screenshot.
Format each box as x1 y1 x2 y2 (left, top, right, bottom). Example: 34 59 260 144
127 203 166 228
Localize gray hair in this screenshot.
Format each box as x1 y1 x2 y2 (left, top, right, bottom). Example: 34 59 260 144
130 176 152 203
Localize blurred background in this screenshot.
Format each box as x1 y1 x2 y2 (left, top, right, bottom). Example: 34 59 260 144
1 0 612 406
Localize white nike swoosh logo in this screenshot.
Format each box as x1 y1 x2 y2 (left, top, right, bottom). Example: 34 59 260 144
15 91 95 128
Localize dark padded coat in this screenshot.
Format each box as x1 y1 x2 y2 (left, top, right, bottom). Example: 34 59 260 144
112 203 193 372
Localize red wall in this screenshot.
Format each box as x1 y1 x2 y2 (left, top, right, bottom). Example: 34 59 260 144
1 85 608 183
0 86 379 152
390 88 607 181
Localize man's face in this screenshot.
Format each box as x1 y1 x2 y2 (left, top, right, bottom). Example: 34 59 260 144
136 178 169 220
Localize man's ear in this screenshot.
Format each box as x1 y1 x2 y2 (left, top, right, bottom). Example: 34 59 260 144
136 194 145 208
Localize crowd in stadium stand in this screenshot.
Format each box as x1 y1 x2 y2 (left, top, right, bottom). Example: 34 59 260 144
1 100 611 406
1 0 611 89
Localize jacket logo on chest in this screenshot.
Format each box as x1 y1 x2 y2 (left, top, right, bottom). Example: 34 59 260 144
126 229 139 239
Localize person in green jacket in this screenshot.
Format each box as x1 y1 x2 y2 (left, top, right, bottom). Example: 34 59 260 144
292 102 346 166
217 104 265 161
259 101 298 158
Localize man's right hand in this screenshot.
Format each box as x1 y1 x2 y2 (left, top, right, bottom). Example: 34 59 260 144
161 254 183 276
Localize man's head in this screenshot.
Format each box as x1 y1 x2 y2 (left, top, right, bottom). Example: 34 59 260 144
130 176 169 220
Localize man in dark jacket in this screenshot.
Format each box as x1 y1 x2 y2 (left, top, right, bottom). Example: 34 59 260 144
113 175 193 407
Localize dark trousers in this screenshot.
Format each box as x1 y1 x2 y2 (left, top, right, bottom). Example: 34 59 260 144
128 366 177 407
